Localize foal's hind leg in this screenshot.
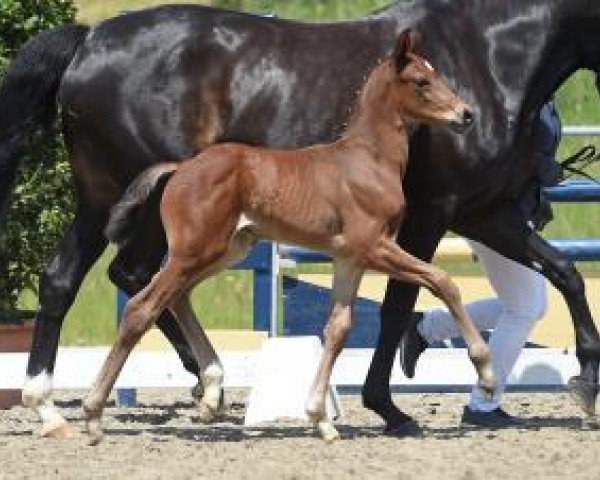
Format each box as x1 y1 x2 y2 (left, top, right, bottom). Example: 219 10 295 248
367 236 494 393
83 257 196 445
306 260 363 442
170 297 224 422
111 252 208 402
169 230 257 422
108 202 208 406
84 231 256 443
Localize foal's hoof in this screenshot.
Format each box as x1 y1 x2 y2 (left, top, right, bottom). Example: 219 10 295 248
196 402 218 423
476 364 496 397
479 380 496 400
316 420 340 443
85 418 104 446
41 419 76 439
195 389 225 423
307 411 340 442
384 418 423 438
567 376 599 417
83 402 104 445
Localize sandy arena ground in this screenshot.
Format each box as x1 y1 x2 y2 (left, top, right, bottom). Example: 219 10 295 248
0 389 599 480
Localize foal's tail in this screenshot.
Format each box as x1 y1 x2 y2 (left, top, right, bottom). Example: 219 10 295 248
105 163 179 248
0 23 89 222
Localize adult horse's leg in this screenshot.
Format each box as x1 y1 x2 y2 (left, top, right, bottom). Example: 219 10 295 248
455 203 600 416
22 206 108 438
526 233 600 414
362 206 448 434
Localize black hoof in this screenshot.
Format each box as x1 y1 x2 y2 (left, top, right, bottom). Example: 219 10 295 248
567 376 599 417
384 418 423 438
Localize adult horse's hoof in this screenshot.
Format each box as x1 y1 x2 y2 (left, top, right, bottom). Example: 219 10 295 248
383 418 423 438
41 419 76 439
567 375 599 417
190 381 204 402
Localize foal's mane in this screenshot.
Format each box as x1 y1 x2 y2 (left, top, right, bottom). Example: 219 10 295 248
346 59 395 131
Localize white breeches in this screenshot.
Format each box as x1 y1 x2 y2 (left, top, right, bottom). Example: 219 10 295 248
418 240 547 411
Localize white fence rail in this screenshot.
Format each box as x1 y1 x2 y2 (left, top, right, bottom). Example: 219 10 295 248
0 348 580 389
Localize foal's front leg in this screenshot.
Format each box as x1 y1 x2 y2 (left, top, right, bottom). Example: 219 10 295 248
306 259 363 442
367 236 495 392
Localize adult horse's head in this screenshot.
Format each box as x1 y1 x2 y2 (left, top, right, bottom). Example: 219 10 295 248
388 30 474 134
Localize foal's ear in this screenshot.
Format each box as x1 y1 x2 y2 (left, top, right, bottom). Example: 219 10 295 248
393 29 414 72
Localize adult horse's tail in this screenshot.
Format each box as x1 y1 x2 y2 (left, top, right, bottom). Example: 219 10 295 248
105 164 179 248
0 23 89 221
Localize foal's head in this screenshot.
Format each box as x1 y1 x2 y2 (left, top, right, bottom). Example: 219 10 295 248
365 31 474 134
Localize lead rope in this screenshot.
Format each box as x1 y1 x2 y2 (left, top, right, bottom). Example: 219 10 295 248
558 144 600 184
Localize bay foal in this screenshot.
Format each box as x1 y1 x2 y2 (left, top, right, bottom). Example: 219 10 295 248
86 32 492 444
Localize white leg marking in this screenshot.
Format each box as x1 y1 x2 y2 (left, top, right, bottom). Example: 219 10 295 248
22 372 52 409
22 372 74 438
196 361 225 423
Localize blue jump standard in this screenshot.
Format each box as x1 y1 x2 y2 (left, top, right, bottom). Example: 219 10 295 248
116 289 137 407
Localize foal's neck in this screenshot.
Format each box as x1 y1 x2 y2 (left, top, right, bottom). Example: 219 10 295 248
341 64 409 175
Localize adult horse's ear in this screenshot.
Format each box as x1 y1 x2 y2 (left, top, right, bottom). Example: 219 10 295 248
394 29 414 72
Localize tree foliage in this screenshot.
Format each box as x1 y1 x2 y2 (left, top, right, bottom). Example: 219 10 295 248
0 0 77 313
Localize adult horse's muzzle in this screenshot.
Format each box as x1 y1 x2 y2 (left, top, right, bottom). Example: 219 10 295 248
449 107 474 134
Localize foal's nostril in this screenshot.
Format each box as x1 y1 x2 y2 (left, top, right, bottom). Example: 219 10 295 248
462 108 474 126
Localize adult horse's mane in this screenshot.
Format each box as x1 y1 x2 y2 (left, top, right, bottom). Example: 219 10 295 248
1 0 600 436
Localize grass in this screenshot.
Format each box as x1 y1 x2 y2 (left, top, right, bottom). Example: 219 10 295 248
19 245 253 345
546 70 600 258
17 1 600 345
75 0 200 21
74 0 392 23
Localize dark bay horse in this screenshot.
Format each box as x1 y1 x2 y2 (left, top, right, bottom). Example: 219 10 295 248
1 0 600 437
83 32 485 444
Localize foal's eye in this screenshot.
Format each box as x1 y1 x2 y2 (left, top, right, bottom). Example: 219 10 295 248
415 78 430 89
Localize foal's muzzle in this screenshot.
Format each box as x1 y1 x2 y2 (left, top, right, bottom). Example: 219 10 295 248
449 107 475 134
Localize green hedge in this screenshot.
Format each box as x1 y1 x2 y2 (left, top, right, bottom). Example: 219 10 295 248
0 0 77 313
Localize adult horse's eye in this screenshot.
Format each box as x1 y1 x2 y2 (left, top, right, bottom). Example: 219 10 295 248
415 78 430 89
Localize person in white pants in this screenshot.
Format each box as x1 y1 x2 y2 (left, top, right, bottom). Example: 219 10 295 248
398 101 561 427
412 240 546 426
